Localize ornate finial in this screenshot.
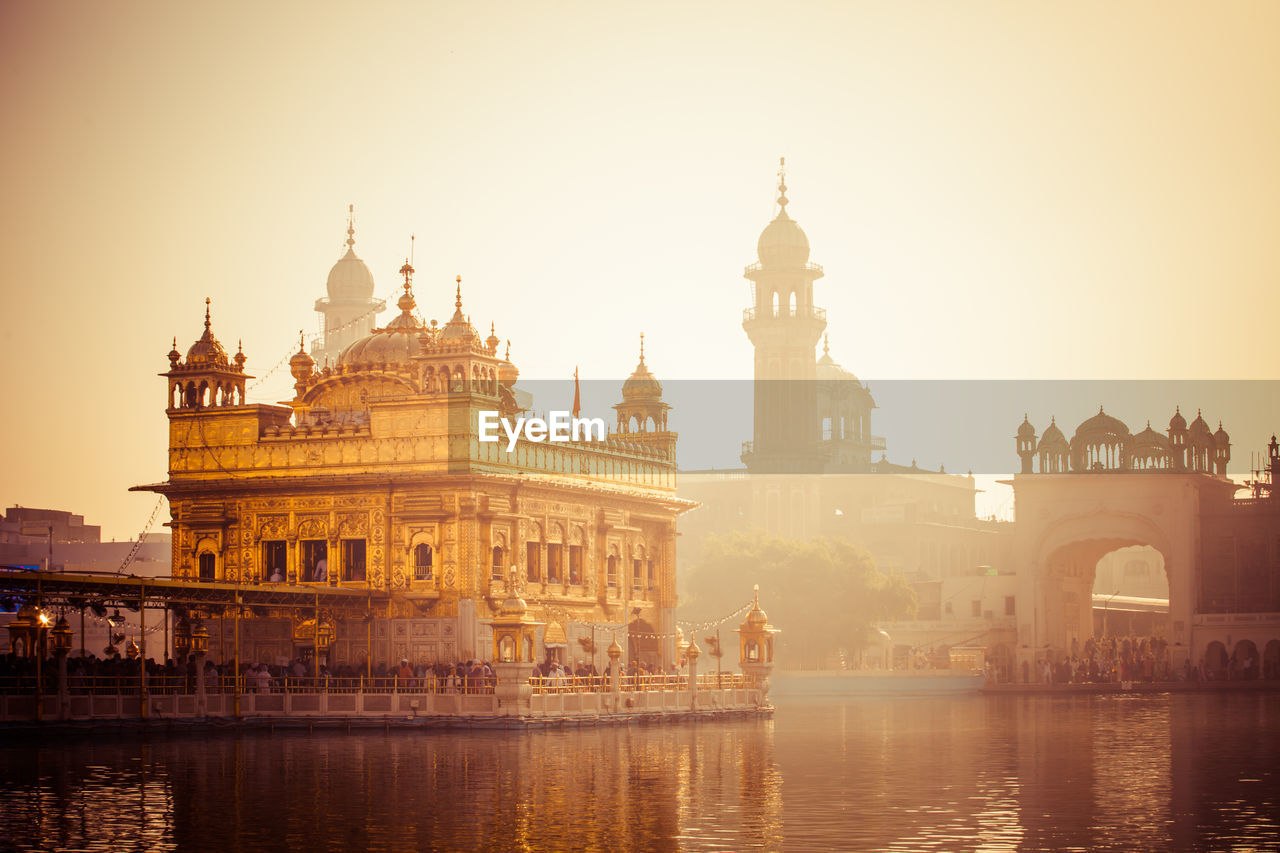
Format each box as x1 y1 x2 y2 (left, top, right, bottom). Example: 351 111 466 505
639 332 645 364
1050 416 1055 425
399 258 414 292
172 336 177 349
753 583 760 605
298 330 305 351
1198 408 1202 417
204 297 211 329
505 340 511 360
1023 412 1029 421
823 333 830 356
346 204 356 251
490 322 495 335
455 275 463 311
777 156 789 210
1099 404 1105 414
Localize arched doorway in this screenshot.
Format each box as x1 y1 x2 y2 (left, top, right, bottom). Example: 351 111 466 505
1263 639 1280 680
1231 639 1260 680
627 618 659 669
1203 641 1228 680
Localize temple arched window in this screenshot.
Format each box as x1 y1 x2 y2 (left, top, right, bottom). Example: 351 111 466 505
198 552 216 581
491 545 504 581
414 543 433 581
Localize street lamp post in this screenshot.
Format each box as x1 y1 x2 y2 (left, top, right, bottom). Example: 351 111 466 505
51 616 72 720
192 620 209 719
1103 590 1120 637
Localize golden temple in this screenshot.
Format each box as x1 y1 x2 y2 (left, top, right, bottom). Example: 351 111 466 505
135 234 693 671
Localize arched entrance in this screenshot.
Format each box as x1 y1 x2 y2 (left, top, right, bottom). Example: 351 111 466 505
1203 641 1228 679
1264 640 1280 680
1231 639 1260 680
1014 495 1194 678
627 618 659 669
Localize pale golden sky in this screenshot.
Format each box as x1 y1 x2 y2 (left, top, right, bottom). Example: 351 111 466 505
1 1 1277 539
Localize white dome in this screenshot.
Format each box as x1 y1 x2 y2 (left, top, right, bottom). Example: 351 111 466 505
327 248 375 300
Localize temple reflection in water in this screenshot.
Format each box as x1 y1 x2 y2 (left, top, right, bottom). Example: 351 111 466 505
4 693 1277 851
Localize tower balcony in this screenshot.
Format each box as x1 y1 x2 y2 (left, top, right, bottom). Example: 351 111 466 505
743 261 824 279
742 305 827 323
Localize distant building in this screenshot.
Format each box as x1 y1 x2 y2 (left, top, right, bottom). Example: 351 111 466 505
678 164 1013 668
1 506 101 545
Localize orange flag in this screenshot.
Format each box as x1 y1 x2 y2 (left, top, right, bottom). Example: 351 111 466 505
572 366 581 419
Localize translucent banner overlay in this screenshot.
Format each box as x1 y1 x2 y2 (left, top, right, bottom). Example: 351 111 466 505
515 379 1280 477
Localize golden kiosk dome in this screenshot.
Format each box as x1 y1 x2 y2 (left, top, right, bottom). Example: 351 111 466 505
337 265 425 367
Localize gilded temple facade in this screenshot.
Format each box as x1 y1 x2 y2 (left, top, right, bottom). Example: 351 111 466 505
137 259 691 670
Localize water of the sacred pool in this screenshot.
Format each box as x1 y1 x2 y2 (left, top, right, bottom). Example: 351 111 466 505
2 693 1277 852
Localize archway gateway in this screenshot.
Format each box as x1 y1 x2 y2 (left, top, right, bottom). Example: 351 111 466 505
1009 470 1228 678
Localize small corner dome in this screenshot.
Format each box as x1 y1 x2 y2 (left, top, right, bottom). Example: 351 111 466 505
622 361 663 401
327 248 375 300
1038 419 1068 449
1017 416 1036 439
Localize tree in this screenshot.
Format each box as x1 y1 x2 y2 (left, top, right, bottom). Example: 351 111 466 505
680 532 917 669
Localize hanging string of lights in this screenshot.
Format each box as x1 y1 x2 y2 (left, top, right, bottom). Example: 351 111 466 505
523 596 756 642
115 497 166 575
244 281 400 394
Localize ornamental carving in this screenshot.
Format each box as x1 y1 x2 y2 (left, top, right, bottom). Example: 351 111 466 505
338 514 369 538
258 517 287 539
297 518 326 539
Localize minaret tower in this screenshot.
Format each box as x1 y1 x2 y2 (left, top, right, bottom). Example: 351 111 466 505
741 159 827 473
312 205 386 365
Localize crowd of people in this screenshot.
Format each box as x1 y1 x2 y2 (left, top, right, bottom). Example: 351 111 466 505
1030 634 1274 684
0 651 686 695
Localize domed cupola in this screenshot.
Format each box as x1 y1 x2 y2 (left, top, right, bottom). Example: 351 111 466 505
326 207 376 301
614 334 673 453
498 341 519 386
621 342 664 402
440 276 482 345
1130 421 1173 470
1070 406 1131 471
186 299 230 367
337 262 425 367
1186 409 1217 473
756 170 811 268
815 334 859 382
163 298 251 410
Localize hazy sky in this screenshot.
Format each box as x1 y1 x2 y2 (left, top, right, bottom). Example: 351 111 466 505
2 1 1277 539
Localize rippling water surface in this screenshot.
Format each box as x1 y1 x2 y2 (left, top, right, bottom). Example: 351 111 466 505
2 692 1277 851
